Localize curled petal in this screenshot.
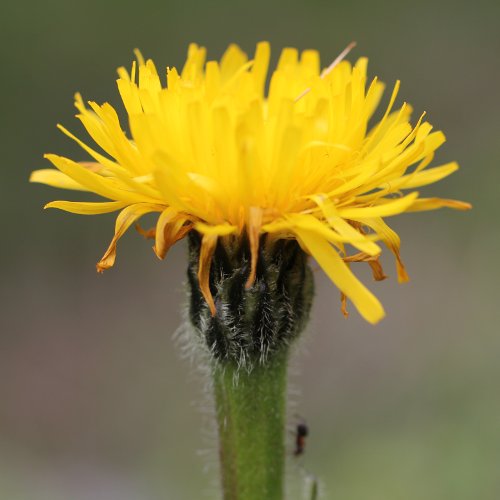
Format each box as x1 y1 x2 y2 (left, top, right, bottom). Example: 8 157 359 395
135 224 156 240
341 292 349 318
344 252 388 281
154 208 193 259
97 203 164 272
368 257 388 281
355 217 409 283
198 233 218 316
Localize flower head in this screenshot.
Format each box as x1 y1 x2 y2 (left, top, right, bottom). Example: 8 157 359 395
31 42 470 324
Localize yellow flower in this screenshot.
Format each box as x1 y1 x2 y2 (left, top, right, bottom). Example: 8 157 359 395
30 42 470 324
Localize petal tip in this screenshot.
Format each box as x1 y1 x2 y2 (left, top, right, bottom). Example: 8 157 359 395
96 263 107 274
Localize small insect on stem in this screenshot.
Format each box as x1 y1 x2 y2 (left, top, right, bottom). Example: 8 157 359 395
294 422 309 456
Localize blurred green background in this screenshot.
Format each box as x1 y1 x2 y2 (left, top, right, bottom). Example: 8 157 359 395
1 0 498 498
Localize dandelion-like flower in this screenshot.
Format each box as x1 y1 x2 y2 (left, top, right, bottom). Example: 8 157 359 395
31 42 470 324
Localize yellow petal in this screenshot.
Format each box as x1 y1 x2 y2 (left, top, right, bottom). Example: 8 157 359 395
194 222 238 236
406 197 472 212
309 194 381 256
74 98 117 156
262 219 295 236
364 103 413 154
44 154 154 204
133 48 145 67
117 77 142 115
252 41 271 95
198 233 218 316
283 214 353 244
325 159 380 198
57 124 120 171
30 169 89 191
45 200 128 215
338 192 419 219
354 217 409 283
156 218 191 259
97 203 164 272
295 226 385 324
56 125 160 201
153 207 177 258
154 208 192 259
395 162 459 190
220 44 247 81
245 206 263 289
356 153 435 201
363 80 401 151
205 61 221 101
364 77 386 120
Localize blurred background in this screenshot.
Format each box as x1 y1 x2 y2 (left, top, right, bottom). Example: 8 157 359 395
1 0 498 498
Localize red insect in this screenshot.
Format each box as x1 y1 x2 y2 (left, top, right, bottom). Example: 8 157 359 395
294 422 309 456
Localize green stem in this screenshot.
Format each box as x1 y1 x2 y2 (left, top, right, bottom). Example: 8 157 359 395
213 351 289 500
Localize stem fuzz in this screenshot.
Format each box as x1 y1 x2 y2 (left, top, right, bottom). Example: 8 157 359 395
213 352 288 500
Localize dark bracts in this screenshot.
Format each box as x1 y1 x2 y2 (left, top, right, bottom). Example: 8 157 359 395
187 232 314 367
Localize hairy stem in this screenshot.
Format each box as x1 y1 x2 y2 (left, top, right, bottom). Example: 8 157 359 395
213 351 288 500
